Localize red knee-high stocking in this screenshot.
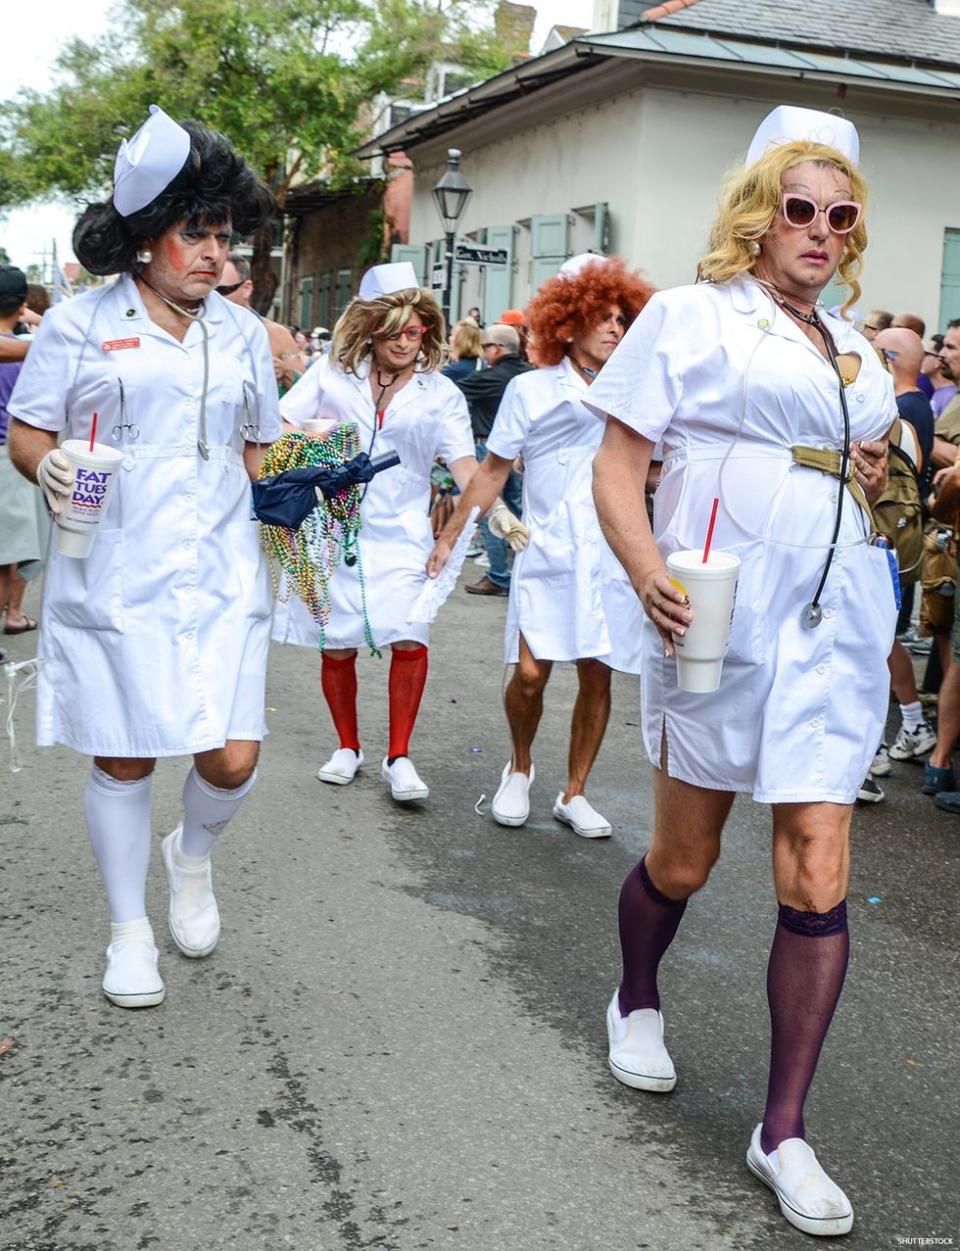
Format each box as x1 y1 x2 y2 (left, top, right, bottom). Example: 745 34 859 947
388 645 429 762
321 652 360 751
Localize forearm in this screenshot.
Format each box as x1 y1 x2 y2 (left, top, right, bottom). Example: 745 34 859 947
440 457 508 546
593 441 662 591
0 337 29 363
7 419 56 483
243 439 270 482
932 436 958 469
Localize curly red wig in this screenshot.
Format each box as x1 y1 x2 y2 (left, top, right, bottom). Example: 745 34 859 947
525 257 655 367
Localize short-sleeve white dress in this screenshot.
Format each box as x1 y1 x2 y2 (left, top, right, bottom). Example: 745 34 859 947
273 358 474 650
583 276 898 804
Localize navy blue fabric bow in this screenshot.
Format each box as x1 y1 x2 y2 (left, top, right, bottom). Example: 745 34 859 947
252 450 400 530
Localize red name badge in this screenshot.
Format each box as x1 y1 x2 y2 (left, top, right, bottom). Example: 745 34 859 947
101 337 141 352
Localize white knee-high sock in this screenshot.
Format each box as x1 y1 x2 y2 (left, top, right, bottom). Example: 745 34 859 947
84 766 153 924
179 766 258 859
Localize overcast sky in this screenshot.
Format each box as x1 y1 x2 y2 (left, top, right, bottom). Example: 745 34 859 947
0 0 596 270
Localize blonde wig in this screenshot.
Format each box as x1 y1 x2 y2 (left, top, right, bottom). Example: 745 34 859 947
332 287 446 375
449 318 483 361
699 139 869 313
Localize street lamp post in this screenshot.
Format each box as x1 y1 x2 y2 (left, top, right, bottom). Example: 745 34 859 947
431 148 473 329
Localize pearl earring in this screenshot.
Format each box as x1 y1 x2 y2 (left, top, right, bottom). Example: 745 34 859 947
748 241 761 257
136 248 153 264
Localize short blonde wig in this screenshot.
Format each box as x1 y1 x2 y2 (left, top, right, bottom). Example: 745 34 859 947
450 319 483 361
699 139 869 313
333 287 446 375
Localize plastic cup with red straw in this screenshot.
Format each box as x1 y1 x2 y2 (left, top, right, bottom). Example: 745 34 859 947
664 495 741 693
54 410 124 559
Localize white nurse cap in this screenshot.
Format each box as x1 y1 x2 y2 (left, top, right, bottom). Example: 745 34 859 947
746 106 859 168
358 262 420 300
557 252 604 279
113 105 191 217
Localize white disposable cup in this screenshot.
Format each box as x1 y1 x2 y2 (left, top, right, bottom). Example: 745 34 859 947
665 549 741 694
55 439 124 558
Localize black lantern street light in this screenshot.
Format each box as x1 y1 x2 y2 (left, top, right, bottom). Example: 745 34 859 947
431 148 473 328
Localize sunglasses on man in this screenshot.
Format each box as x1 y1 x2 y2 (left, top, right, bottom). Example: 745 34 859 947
215 280 245 296
781 193 862 235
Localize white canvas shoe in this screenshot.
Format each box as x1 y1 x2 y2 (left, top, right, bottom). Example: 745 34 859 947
318 747 364 785
606 990 676 1092
746 1124 853 1237
491 762 534 827
102 919 165 1009
380 756 429 802
552 793 612 838
162 824 220 958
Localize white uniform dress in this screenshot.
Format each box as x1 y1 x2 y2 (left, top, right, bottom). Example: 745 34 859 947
274 358 473 649
487 356 644 671
583 276 899 804
8 274 281 757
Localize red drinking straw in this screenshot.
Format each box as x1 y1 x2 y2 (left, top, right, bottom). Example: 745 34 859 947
702 496 720 564
89 411 99 453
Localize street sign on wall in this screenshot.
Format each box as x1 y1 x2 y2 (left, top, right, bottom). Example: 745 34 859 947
454 242 508 267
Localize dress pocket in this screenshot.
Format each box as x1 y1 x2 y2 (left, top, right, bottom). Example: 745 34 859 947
47 528 124 632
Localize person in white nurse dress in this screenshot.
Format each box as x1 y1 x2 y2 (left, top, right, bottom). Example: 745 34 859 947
7 109 280 1010
589 108 896 1237
429 256 654 838
275 265 476 804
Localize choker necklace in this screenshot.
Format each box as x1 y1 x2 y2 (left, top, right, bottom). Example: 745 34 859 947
569 355 598 379
752 277 821 325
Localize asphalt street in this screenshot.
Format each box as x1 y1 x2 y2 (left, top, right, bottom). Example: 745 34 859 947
1 571 958 1251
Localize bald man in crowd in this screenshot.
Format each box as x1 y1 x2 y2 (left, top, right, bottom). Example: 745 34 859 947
217 252 303 393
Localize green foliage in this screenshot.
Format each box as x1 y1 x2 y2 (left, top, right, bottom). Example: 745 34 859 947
0 0 514 210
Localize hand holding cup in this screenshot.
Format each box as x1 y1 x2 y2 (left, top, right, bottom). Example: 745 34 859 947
639 566 693 656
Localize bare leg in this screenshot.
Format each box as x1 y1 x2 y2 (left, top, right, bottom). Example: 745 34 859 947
0 565 11 627
929 660 960 770
563 658 612 800
503 633 552 774
887 639 919 705
6 569 29 628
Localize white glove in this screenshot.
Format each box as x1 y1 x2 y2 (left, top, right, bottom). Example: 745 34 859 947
37 448 74 514
488 501 528 552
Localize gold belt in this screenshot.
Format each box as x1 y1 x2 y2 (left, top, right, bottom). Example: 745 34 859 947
790 445 873 523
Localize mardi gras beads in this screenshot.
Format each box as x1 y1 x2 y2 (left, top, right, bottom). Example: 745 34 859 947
258 427 378 653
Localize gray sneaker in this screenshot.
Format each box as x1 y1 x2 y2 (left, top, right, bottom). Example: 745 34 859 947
857 775 884 803
888 721 937 761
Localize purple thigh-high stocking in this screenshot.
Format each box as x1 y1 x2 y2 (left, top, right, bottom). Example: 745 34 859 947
617 856 689 1016
760 900 849 1154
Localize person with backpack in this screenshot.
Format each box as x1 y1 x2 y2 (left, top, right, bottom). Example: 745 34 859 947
862 329 936 798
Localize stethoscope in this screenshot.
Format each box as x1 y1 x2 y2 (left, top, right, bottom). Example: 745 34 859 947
775 293 852 630
714 280 871 631
342 368 399 567
137 276 212 459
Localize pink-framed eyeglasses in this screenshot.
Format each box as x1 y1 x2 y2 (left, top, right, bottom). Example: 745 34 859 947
379 325 427 342
781 193 862 235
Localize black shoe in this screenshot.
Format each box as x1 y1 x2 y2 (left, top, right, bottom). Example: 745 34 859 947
856 775 884 803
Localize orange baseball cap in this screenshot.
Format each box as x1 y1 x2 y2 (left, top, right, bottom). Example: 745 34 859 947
499 308 525 326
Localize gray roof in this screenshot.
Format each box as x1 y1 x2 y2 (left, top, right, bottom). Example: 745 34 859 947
648 0 960 70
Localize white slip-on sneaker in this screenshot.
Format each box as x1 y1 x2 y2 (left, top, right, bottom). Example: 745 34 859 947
491 762 534 827
552 793 612 838
318 747 364 785
746 1124 853 1237
162 824 221 959
102 919 165 1009
606 989 676 1092
380 756 429 802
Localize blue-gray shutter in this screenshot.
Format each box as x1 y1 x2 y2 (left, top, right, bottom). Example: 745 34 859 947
390 243 427 284
482 226 514 323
